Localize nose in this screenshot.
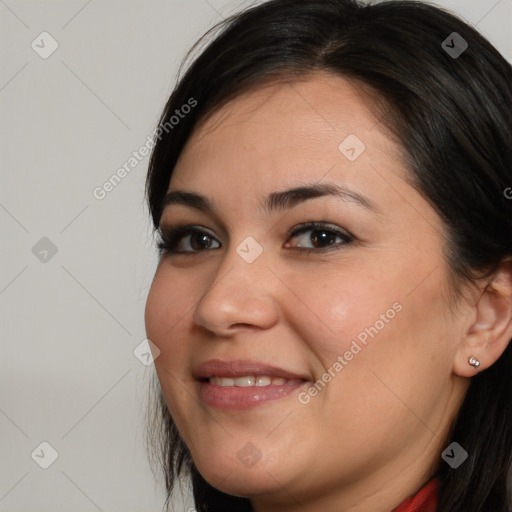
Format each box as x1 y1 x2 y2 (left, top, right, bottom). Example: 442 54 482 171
192 242 280 336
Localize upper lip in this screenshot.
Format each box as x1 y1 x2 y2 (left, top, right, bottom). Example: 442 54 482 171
194 359 309 381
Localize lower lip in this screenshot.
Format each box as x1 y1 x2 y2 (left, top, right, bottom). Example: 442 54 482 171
200 380 307 410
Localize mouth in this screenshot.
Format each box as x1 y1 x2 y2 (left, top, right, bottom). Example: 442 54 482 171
195 359 310 410
205 375 305 387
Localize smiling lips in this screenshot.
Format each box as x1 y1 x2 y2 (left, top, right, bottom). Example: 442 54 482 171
209 375 303 387
195 359 309 410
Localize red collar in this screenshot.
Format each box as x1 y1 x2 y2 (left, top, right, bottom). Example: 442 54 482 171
391 478 438 512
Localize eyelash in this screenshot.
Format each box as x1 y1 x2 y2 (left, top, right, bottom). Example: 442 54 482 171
156 222 354 256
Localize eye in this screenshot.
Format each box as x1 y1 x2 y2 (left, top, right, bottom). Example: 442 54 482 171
157 222 353 255
157 225 220 254
284 222 353 252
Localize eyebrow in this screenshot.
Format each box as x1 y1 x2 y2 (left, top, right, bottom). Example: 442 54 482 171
161 182 381 219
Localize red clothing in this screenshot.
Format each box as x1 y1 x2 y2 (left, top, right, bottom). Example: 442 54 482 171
392 478 438 512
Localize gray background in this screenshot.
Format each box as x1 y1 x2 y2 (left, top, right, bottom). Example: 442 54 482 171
1 0 511 511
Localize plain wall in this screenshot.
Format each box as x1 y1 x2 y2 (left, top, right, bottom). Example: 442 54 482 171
1 0 510 511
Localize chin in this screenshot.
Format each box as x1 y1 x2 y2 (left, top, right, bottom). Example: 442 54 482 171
193 452 289 497
203 468 283 498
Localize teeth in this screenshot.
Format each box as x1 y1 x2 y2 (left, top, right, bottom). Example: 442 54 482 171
209 375 294 387
255 376 271 386
234 376 255 387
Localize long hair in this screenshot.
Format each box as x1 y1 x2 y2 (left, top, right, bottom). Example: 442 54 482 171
144 1 512 510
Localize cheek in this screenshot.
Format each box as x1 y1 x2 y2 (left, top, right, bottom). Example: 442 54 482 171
144 266 192 362
144 271 196 429
287 266 397 366
291 262 450 411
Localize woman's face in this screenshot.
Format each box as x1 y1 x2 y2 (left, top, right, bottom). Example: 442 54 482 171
145 73 469 511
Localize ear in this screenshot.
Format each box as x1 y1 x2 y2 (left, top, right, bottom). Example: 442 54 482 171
454 258 512 377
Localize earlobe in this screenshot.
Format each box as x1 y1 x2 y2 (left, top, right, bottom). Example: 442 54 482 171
453 259 512 378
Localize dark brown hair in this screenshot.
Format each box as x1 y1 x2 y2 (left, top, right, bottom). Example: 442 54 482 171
144 1 512 510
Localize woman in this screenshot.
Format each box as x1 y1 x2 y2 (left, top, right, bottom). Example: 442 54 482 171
143 1 512 511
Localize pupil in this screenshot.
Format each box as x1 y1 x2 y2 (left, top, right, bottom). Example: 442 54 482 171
312 230 335 247
192 233 210 250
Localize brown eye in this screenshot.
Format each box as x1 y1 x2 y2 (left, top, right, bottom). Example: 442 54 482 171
285 222 353 252
188 232 215 251
157 226 220 254
310 230 339 248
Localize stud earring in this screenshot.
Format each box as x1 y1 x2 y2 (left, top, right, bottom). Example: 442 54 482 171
468 355 480 369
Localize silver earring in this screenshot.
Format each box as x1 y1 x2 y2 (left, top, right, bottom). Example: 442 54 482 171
468 355 480 369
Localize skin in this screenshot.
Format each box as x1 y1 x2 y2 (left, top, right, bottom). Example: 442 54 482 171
144 72 512 512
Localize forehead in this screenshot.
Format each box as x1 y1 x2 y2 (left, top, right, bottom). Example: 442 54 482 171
169 72 408 206
175 72 402 168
